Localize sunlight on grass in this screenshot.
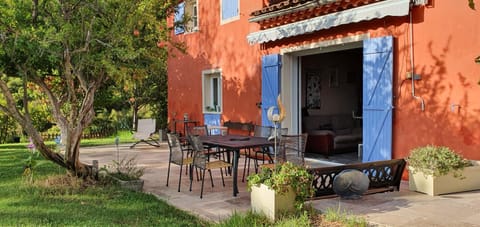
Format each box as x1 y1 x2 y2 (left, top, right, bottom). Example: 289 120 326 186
324 207 368 227
0 143 208 226
79 130 136 147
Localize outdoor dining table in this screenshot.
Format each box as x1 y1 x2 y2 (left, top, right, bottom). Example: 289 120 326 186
199 135 274 197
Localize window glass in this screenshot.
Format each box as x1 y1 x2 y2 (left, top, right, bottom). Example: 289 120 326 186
221 0 239 23
202 70 222 113
174 2 185 35
185 0 198 32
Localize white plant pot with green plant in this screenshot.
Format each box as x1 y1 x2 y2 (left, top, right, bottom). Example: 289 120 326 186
247 162 314 221
407 145 480 196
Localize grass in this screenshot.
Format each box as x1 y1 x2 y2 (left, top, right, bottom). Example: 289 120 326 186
0 142 209 226
215 210 312 227
74 130 138 147
0 133 367 226
323 207 368 227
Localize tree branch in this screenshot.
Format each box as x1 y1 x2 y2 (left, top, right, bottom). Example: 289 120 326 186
0 77 26 125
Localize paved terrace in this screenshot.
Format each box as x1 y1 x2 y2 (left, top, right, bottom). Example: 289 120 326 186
80 143 480 226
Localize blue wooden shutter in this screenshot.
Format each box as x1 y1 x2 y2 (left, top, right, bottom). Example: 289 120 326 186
261 54 281 127
362 36 393 162
222 0 239 20
174 2 185 35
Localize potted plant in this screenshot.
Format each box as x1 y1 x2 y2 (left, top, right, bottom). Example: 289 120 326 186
100 156 145 192
407 145 480 196
247 161 314 221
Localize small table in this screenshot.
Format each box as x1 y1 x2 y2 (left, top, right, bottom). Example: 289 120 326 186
306 130 334 157
200 135 274 196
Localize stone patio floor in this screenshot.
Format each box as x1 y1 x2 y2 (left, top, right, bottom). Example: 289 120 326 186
80 143 480 227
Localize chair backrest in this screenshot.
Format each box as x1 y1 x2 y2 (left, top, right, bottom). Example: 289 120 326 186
187 135 208 169
166 133 184 164
279 133 308 166
134 119 156 139
187 125 209 136
253 125 273 138
223 121 254 135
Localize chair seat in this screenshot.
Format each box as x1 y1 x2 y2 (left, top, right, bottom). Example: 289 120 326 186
205 160 232 170
171 157 193 166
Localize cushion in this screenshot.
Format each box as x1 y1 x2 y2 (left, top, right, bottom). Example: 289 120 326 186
303 115 331 131
331 115 354 131
335 128 352 135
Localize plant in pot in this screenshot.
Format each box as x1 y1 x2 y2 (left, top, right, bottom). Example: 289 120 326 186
247 161 314 221
99 156 145 192
407 145 480 196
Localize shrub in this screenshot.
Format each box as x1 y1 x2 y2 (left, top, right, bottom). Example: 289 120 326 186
407 145 472 178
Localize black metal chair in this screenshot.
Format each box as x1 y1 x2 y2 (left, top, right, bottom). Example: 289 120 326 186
188 135 232 199
166 133 193 192
241 125 273 182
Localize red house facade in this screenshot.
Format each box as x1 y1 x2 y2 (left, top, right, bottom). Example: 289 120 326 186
167 0 480 162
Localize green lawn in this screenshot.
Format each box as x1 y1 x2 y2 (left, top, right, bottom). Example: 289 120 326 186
0 139 209 226
0 133 365 226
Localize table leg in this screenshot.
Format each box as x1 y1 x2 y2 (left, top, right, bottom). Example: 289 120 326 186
232 149 239 196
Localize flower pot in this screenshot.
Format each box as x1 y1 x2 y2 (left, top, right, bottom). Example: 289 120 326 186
409 160 480 196
250 183 296 221
111 176 144 192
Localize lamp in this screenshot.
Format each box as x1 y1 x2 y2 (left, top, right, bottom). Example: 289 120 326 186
267 95 286 170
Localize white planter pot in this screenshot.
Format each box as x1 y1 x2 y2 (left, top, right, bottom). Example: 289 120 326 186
250 184 296 221
409 160 480 196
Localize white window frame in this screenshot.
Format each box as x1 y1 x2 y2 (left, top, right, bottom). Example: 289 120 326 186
202 69 223 114
220 0 240 25
185 0 199 32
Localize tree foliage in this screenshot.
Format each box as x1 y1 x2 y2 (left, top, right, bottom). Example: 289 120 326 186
0 0 181 177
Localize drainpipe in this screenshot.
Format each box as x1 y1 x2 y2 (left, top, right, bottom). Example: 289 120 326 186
409 5 425 111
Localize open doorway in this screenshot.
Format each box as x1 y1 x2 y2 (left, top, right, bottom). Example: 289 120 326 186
301 48 363 164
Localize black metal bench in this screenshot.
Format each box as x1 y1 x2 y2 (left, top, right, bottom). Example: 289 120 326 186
308 159 406 199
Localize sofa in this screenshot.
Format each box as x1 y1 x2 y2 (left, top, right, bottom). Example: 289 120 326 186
303 114 362 156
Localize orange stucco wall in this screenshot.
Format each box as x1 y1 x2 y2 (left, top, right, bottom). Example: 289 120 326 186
168 1 265 131
168 2 480 158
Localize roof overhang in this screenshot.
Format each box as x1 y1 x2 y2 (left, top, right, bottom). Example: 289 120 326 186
246 0 410 45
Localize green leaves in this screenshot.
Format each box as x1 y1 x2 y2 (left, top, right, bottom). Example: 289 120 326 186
407 145 472 178
247 162 314 210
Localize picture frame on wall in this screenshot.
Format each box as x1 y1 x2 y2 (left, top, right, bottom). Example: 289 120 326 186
306 71 321 109
328 68 339 88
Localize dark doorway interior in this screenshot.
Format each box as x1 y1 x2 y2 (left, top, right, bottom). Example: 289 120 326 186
300 48 363 164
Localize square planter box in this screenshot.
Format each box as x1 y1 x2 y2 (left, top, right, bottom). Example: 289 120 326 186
111 176 144 192
409 160 480 196
250 183 296 221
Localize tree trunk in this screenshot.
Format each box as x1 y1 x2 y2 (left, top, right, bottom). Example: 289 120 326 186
0 74 97 179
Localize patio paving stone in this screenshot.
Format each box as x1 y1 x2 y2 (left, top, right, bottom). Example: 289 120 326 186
80 143 480 226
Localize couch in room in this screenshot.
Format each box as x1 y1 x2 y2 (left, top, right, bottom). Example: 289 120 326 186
303 114 362 157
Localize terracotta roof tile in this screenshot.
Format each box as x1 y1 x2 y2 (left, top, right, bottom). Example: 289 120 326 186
250 0 382 26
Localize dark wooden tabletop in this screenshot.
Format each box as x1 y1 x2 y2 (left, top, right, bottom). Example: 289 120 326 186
199 135 273 149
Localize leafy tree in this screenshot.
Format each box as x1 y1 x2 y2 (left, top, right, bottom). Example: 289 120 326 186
0 0 182 178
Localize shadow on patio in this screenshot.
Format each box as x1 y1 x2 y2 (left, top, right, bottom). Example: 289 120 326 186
80 143 480 226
